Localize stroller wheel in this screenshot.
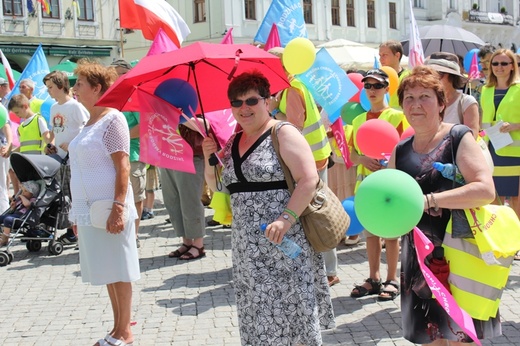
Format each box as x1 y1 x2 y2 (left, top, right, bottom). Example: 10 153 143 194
48 241 64 256
26 240 42 252
6 250 13 263
0 252 9 266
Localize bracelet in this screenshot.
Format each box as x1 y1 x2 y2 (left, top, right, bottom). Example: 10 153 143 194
280 213 296 226
271 108 281 117
429 193 439 212
113 200 126 207
283 208 299 221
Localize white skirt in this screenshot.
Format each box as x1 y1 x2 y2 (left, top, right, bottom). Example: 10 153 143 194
78 219 140 285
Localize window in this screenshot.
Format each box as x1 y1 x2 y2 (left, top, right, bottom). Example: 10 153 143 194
42 0 60 19
303 0 312 24
194 0 205 23
346 0 355 27
331 0 339 26
76 0 94 21
414 0 424 8
389 2 397 29
3 0 23 16
244 0 255 20
367 0 375 28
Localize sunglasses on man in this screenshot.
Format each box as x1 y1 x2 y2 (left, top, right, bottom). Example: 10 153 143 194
364 83 387 90
230 97 265 108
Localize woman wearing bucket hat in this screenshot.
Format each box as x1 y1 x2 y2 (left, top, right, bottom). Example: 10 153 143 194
426 55 480 137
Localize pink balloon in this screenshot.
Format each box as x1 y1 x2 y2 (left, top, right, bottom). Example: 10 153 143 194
9 111 20 124
356 119 400 159
400 126 415 140
347 73 364 103
10 122 20 148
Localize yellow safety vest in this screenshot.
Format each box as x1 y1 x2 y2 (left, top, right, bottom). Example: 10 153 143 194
443 218 512 320
279 79 331 162
352 108 406 191
18 115 45 154
388 68 410 110
30 98 44 114
481 84 520 160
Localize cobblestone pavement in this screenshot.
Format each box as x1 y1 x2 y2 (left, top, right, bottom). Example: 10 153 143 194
1 190 519 345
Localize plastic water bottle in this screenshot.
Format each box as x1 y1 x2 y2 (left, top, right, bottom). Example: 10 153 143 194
432 162 465 185
260 223 302 259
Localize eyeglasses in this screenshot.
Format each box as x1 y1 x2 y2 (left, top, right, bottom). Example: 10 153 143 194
230 97 265 108
491 61 513 67
364 83 386 90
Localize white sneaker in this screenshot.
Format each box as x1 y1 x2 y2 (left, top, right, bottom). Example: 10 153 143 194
344 237 360 245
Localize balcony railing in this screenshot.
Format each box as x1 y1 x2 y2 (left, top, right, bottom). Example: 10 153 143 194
468 10 514 26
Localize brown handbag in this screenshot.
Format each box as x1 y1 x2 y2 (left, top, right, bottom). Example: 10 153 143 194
271 126 350 252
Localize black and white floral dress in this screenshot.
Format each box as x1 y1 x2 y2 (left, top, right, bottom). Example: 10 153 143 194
221 124 335 346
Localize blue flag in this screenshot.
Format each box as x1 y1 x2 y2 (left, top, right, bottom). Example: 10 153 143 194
27 0 34 13
297 48 358 124
7 44 50 103
254 0 307 47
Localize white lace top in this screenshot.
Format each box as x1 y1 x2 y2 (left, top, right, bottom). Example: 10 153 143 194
68 110 137 226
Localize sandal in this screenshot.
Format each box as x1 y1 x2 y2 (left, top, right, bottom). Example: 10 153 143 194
350 278 382 298
179 245 206 260
378 280 400 301
168 244 191 258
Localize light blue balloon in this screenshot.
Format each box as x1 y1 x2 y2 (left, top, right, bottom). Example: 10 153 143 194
341 196 364 236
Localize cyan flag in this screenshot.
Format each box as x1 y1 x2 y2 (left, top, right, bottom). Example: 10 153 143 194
297 48 358 124
7 44 50 103
254 0 307 47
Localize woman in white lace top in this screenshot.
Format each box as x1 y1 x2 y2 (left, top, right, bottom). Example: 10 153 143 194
69 61 140 346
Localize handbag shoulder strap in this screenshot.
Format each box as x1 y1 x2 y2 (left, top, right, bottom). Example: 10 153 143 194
271 123 296 193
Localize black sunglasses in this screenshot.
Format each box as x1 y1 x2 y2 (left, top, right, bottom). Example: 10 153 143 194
230 97 265 108
364 83 386 90
491 61 512 67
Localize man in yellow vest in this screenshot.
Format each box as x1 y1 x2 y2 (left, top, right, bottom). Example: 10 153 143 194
19 79 44 115
269 75 340 286
379 40 410 110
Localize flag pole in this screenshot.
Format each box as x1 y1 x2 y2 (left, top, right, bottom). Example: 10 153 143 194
119 28 125 58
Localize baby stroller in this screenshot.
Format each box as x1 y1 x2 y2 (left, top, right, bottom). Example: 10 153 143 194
0 152 71 266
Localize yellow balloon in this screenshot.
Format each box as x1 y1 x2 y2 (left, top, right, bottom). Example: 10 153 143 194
380 66 399 95
282 38 316 75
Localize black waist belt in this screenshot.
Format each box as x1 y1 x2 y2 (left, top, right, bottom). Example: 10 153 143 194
227 181 288 194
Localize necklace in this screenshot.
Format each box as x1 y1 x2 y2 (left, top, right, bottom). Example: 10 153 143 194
413 125 441 154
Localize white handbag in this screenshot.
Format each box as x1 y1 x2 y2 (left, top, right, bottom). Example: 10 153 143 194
89 200 128 229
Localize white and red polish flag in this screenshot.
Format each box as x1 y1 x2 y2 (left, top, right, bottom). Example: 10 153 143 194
118 0 190 48
408 0 424 68
0 49 15 89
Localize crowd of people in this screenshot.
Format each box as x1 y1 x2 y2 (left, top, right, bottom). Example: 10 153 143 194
0 38 518 346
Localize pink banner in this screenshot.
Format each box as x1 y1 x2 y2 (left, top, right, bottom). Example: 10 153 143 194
413 227 481 345
203 108 237 148
137 89 195 173
330 118 353 168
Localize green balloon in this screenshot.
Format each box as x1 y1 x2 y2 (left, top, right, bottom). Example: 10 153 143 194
341 102 365 125
354 169 424 238
0 105 6 128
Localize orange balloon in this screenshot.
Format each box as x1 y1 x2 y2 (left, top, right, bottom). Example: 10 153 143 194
380 66 399 95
